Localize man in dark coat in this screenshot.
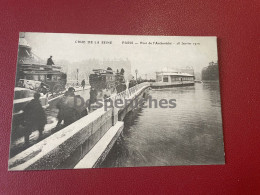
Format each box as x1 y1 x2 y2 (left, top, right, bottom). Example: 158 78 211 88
61 95 79 127
81 79 86 90
47 55 55 65
23 93 47 145
56 91 69 129
56 89 76 128
89 87 98 110
56 87 87 128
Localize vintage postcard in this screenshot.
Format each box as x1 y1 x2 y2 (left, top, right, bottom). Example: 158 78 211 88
8 32 224 170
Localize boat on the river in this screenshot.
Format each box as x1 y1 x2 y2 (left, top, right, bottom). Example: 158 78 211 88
151 70 195 89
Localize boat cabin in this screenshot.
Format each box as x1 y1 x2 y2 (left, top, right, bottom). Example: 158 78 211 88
156 71 195 84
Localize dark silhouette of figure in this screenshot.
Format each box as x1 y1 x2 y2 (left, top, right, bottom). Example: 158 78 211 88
89 87 98 110
56 91 69 129
38 82 50 95
120 68 125 75
67 87 75 96
47 56 55 65
23 93 47 145
56 87 88 128
81 79 86 90
56 87 76 127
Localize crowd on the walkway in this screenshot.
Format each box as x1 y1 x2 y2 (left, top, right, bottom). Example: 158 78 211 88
21 82 99 145
20 77 142 145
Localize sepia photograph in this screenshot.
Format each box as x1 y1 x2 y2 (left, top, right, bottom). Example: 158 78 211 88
8 32 225 170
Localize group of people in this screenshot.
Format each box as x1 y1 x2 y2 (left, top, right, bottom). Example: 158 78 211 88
20 55 100 145
22 86 99 145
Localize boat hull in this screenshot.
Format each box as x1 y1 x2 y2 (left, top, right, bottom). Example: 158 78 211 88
151 82 194 89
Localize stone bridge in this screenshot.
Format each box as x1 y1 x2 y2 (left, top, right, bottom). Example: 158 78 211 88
8 82 151 170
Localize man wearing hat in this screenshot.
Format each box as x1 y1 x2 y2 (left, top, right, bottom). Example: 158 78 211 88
23 93 47 145
47 55 55 65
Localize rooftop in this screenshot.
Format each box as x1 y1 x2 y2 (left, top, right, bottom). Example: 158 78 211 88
156 71 194 77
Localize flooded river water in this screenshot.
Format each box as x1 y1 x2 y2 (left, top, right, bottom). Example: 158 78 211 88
101 82 225 167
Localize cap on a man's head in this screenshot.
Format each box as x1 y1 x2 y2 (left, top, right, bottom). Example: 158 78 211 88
34 93 41 100
68 87 75 92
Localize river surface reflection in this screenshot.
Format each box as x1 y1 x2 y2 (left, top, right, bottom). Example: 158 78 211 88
101 82 225 167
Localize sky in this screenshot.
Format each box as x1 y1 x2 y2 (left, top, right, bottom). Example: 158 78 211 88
22 32 218 76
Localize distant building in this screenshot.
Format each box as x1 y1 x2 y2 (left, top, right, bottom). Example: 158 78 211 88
202 61 219 81
65 58 132 83
102 58 131 79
